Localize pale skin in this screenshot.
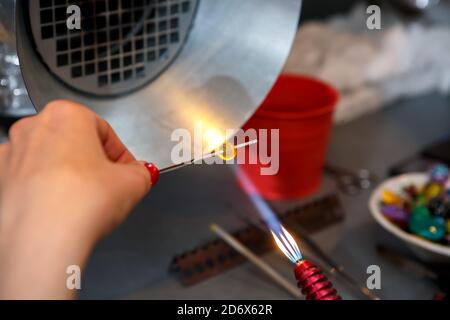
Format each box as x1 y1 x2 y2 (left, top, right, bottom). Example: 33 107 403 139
0 100 153 299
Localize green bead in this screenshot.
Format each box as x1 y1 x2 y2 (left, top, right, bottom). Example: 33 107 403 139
409 209 446 241
409 216 426 234
413 195 427 208
409 206 430 234
412 206 430 219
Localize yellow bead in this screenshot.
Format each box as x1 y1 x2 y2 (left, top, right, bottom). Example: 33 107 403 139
217 142 237 161
382 190 403 206
424 182 444 200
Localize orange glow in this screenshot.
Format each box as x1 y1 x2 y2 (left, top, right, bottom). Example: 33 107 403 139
203 127 238 161
217 142 237 161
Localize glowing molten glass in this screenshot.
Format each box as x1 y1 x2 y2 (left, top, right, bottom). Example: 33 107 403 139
203 128 225 151
203 128 237 161
217 142 237 161
271 226 303 264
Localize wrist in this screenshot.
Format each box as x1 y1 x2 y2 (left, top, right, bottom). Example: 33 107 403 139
0 220 95 299
0 203 98 299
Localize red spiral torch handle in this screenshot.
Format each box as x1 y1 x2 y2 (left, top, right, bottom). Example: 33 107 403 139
294 260 342 300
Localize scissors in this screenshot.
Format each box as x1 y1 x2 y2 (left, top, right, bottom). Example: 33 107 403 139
325 164 377 196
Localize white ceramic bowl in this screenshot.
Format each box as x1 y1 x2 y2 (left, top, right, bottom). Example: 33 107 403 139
369 173 450 262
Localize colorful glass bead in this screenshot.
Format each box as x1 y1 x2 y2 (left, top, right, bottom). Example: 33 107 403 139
403 201 412 213
429 164 449 184
381 205 409 226
419 221 446 241
408 216 424 234
435 217 446 225
382 190 403 207
428 198 450 219
404 185 418 199
409 213 446 242
379 170 450 245
423 182 444 200
412 206 430 219
413 195 427 208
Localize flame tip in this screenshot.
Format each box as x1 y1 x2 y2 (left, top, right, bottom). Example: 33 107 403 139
271 226 303 263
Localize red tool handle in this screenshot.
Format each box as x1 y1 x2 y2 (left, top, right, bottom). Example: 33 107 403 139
144 162 160 186
294 260 342 300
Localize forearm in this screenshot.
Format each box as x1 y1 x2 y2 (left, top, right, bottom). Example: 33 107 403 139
0 101 151 299
0 205 96 299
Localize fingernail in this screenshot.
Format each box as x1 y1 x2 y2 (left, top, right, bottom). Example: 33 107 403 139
144 162 160 186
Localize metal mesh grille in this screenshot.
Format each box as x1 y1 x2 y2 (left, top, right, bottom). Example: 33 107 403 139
29 0 198 96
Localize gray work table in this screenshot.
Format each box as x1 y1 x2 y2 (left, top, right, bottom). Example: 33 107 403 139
80 92 450 300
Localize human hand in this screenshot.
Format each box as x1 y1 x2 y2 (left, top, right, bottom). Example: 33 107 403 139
0 100 153 299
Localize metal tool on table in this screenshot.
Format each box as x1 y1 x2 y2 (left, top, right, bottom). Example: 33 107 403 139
170 194 345 286
211 223 341 300
325 164 377 196
3 0 302 168
210 223 302 299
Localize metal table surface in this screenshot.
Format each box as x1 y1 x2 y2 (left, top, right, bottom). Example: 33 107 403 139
80 92 450 300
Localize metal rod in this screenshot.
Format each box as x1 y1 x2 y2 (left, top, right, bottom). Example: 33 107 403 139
232 209 380 300
159 140 258 174
210 223 302 299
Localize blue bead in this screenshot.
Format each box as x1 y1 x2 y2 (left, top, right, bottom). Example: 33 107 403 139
429 164 449 184
409 213 446 241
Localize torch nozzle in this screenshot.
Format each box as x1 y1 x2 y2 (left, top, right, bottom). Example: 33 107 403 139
294 259 342 300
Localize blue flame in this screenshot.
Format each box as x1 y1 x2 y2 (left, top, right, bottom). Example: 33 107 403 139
234 166 303 263
233 166 282 234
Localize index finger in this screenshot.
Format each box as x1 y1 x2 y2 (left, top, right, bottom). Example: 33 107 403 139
95 116 136 164
44 99 138 164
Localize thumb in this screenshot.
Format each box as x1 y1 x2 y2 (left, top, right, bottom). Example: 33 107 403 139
113 161 154 206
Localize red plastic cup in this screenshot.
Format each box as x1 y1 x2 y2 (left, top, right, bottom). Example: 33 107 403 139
239 74 339 200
